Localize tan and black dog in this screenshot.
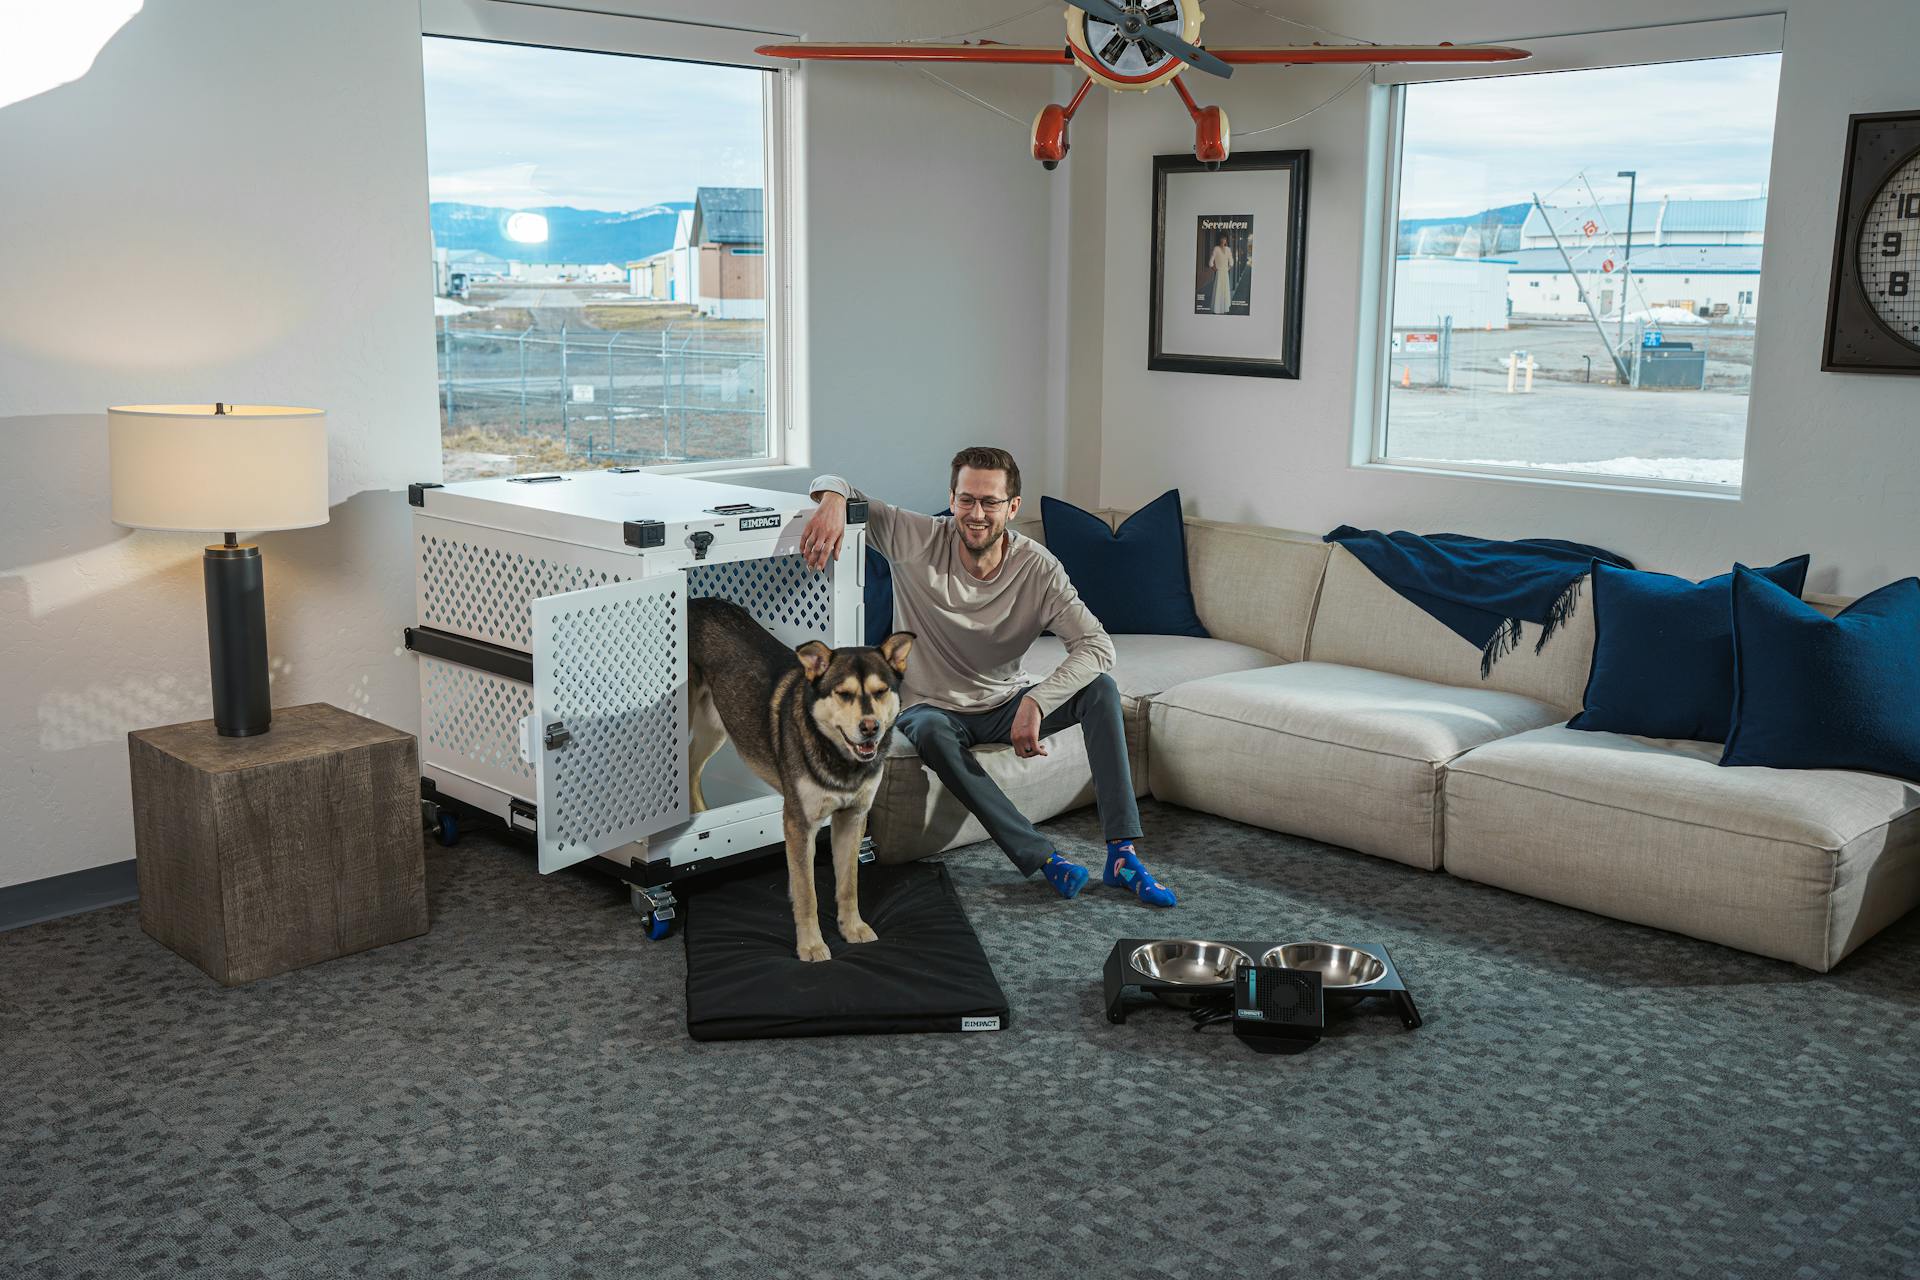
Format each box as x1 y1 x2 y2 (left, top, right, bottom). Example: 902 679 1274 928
686 597 914 962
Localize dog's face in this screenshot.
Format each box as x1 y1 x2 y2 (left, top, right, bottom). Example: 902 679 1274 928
796 632 914 765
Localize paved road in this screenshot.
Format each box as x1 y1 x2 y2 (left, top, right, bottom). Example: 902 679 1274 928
1384 318 1753 484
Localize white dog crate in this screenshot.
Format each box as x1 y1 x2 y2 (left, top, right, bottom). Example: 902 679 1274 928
404 469 866 908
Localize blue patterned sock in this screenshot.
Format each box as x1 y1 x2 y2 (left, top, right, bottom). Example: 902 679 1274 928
1041 852 1088 900
1103 840 1176 907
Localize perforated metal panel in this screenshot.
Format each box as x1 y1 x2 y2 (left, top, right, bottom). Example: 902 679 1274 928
532 574 688 873
686 551 833 647
417 517 633 652
418 657 535 799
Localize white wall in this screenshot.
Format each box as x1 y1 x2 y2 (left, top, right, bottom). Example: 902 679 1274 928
0 0 1055 890
1089 0 1920 597
0 0 440 892
786 61 1056 514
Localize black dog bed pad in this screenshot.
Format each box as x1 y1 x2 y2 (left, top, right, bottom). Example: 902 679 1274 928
684 860 1009 1041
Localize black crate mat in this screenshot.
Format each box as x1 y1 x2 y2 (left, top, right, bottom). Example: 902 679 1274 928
684 859 1010 1041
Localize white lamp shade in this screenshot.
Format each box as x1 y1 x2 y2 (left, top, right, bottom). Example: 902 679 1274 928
109 404 329 533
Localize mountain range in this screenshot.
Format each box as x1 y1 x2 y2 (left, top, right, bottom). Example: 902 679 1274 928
430 202 692 265
1396 202 1530 257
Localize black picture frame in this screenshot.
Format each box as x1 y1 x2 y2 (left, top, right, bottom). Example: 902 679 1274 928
1149 149 1309 378
1820 109 1920 375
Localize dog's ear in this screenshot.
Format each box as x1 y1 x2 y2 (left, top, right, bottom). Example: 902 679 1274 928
877 631 915 676
794 640 833 681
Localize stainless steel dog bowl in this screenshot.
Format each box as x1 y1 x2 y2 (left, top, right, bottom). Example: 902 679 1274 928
1128 940 1252 987
1259 942 1387 989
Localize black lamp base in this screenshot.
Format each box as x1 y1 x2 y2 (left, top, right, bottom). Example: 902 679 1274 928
204 542 271 737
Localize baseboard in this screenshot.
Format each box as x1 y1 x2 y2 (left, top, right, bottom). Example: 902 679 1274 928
0 860 139 933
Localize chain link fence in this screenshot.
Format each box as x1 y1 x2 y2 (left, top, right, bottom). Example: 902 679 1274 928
436 318 768 476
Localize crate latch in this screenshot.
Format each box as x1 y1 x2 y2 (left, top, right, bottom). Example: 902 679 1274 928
544 721 572 751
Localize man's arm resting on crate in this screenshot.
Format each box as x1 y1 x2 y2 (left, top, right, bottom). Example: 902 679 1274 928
800 475 941 570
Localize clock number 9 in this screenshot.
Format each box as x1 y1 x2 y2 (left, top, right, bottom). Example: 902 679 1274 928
1884 231 1904 256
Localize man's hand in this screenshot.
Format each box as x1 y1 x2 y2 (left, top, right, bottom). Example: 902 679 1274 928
801 491 847 571
1011 696 1048 759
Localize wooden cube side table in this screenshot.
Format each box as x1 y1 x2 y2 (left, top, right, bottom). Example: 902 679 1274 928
128 702 429 985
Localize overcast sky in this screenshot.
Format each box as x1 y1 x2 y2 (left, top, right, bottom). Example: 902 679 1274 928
1398 53 1782 220
422 37 766 211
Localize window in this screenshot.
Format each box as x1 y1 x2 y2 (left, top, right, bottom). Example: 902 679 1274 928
1372 47 1781 491
421 5 789 481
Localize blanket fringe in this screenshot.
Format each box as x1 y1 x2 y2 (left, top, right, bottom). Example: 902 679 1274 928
1535 576 1585 655
1479 617 1523 679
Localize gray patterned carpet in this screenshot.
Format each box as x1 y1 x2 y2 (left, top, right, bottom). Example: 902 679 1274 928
4 799 1919 1280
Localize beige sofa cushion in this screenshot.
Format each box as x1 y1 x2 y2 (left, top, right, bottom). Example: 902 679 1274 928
1442 725 1920 971
1025 632 1284 793
1149 662 1564 869
1306 545 1595 713
1182 519 1329 662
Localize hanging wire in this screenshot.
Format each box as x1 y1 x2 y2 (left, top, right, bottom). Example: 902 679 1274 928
912 67 1031 130
1232 65 1374 139
901 1 1057 43
1219 0 1378 46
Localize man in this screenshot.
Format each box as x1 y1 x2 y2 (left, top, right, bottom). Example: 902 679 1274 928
799 448 1174 907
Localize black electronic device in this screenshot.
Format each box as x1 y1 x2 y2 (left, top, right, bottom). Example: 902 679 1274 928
1231 963 1322 1054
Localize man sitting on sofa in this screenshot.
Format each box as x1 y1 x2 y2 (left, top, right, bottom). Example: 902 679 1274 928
799 447 1175 907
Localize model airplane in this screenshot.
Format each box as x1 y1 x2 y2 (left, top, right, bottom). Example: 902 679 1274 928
758 1 1528 169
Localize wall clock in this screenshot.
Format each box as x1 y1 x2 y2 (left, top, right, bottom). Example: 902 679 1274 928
1822 109 1920 374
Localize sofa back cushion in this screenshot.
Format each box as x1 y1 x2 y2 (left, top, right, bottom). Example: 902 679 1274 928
1307 544 1595 712
1181 518 1328 662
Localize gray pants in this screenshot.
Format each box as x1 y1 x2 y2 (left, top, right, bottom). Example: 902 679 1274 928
894 674 1141 877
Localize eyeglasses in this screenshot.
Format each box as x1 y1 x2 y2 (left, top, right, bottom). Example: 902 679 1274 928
952 494 1009 513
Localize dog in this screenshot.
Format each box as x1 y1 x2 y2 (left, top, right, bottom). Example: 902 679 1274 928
686 596 914 962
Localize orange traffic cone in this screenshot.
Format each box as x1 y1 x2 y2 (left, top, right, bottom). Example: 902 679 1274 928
1401 366 1411 388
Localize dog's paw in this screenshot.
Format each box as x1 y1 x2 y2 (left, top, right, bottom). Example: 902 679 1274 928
796 937 832 963
840 918 879 945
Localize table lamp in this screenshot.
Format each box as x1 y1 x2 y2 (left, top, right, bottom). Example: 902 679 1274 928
109 404 329 737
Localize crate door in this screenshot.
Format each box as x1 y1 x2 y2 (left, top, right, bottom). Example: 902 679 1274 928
530 573 689 873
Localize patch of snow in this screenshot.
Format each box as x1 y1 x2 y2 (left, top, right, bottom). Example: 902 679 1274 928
433 296 488 316
1445 456 1743 485
1603 306 1709 326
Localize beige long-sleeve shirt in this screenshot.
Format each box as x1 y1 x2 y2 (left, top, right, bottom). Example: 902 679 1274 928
810 475 1114 717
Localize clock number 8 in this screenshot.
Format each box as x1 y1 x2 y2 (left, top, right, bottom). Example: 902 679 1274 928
1892 272 1911 297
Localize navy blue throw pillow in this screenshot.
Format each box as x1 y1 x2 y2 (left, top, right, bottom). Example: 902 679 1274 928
863 544 893 647
1040 490 1207 637
1721 567 1920 782
1569 555 1809 743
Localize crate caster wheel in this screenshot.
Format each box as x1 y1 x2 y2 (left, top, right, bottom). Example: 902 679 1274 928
631 885 677 940
422 799 459 846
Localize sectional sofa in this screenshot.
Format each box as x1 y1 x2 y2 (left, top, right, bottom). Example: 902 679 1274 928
866 509 1920 972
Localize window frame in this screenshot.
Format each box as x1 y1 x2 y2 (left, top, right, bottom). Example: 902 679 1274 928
1359 15 1785 498
419 0 804 476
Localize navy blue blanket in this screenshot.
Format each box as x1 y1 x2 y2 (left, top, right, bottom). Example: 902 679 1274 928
1324 526 1633 676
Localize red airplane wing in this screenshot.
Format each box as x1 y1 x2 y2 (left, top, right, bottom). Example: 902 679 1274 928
755 42 1072 65
755 42 1529 67
1215 44 1530 65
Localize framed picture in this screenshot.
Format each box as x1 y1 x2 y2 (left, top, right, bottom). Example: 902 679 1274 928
1821 109 1920 374
1149 149 1309 378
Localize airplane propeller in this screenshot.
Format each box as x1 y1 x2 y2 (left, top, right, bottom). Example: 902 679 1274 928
1074 0 1234 80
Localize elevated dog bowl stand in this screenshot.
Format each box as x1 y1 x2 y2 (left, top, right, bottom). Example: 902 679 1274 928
1103 938 1422 1030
